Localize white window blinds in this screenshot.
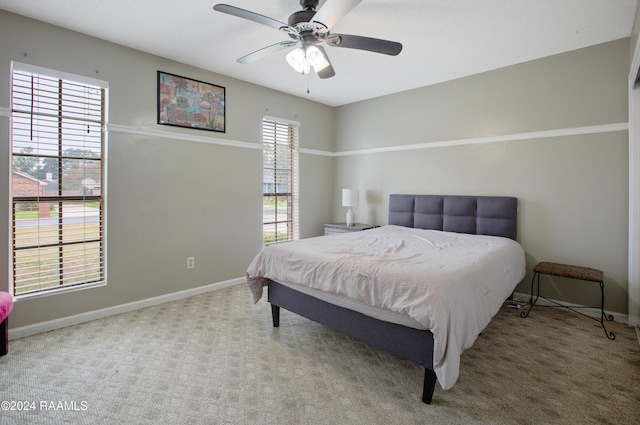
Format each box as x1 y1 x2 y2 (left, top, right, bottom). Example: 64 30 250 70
262 117 299 245
10 63 107 297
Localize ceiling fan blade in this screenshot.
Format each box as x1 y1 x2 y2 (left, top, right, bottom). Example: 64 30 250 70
213 4 287 31
312 0 363 31
327 34 403 56
237 41 298 64
314 45 335 79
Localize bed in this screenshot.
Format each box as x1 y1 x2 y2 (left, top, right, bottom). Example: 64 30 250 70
246 194 526 403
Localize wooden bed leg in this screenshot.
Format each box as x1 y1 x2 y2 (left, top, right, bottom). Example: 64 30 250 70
271 304 280 328
1 317 8 356
422 368 437 404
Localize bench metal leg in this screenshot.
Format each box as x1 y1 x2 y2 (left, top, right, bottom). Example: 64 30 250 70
520 272 540 318
599 282 616 340
520 269 615 340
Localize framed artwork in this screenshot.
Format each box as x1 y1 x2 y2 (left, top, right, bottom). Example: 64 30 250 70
157 71 225 132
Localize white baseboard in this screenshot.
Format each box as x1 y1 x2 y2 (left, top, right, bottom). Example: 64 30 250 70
9 277 245 341
512 291 628 324
9 285 630 341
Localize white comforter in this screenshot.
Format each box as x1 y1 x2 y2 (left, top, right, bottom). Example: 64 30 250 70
246 225 526 390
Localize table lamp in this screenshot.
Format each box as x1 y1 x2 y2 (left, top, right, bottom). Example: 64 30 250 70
342 188 359 226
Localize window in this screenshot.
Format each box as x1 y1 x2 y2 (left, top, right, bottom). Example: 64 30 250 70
10 63 107 297
262 116 299 245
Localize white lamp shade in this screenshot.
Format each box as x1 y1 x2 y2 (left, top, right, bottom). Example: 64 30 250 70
286 47 310 74
342 188 359 207
306 46 330 71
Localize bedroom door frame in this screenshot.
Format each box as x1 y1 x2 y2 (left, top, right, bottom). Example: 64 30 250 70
628 37 640 328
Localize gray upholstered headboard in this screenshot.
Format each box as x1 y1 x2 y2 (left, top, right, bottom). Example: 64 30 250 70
388 194 518 240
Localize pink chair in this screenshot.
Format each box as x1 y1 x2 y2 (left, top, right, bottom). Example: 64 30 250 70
0 292 13 356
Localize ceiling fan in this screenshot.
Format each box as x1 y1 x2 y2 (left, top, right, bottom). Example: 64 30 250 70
213 0 403 79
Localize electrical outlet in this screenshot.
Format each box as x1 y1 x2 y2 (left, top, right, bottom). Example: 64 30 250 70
187 257 195 269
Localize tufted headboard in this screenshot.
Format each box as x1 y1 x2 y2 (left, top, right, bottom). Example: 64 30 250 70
388 194 518 240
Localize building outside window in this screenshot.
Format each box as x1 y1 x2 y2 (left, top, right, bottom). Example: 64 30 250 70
10 62 108 298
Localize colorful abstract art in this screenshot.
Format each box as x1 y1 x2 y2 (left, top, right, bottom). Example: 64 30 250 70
158 71 225 132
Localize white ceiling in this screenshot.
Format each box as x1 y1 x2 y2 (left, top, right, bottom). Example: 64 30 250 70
0 0 638 106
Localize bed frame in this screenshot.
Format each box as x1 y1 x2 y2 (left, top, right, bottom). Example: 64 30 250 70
268 194 519 403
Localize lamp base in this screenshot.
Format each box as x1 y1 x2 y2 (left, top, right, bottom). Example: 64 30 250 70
346 208 355 226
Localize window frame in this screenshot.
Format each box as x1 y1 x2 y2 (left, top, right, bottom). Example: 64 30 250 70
9 62 108 299
262 116 299 246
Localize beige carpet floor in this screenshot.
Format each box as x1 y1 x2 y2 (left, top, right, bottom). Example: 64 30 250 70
1 284 638 424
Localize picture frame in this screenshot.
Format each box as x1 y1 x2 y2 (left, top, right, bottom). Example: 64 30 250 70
157 71 225 132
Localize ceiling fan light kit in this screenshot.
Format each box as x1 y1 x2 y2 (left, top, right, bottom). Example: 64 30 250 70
286 45 329 75
213 0 402 79
286 48 309 74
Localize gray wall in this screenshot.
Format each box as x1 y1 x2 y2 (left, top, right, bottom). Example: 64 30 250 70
0 11 335 329
334 39 630 315
0 10 632 330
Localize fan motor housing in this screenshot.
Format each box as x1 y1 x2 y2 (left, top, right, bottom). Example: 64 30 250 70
300 0 319 10
289 0 320 26
288 9 316 26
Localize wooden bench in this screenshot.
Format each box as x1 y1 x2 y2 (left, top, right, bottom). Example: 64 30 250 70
520 261 615 340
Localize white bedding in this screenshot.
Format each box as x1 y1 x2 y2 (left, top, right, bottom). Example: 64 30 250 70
246 225 526 390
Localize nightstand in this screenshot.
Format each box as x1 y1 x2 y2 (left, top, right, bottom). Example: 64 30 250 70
324 222 374 235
